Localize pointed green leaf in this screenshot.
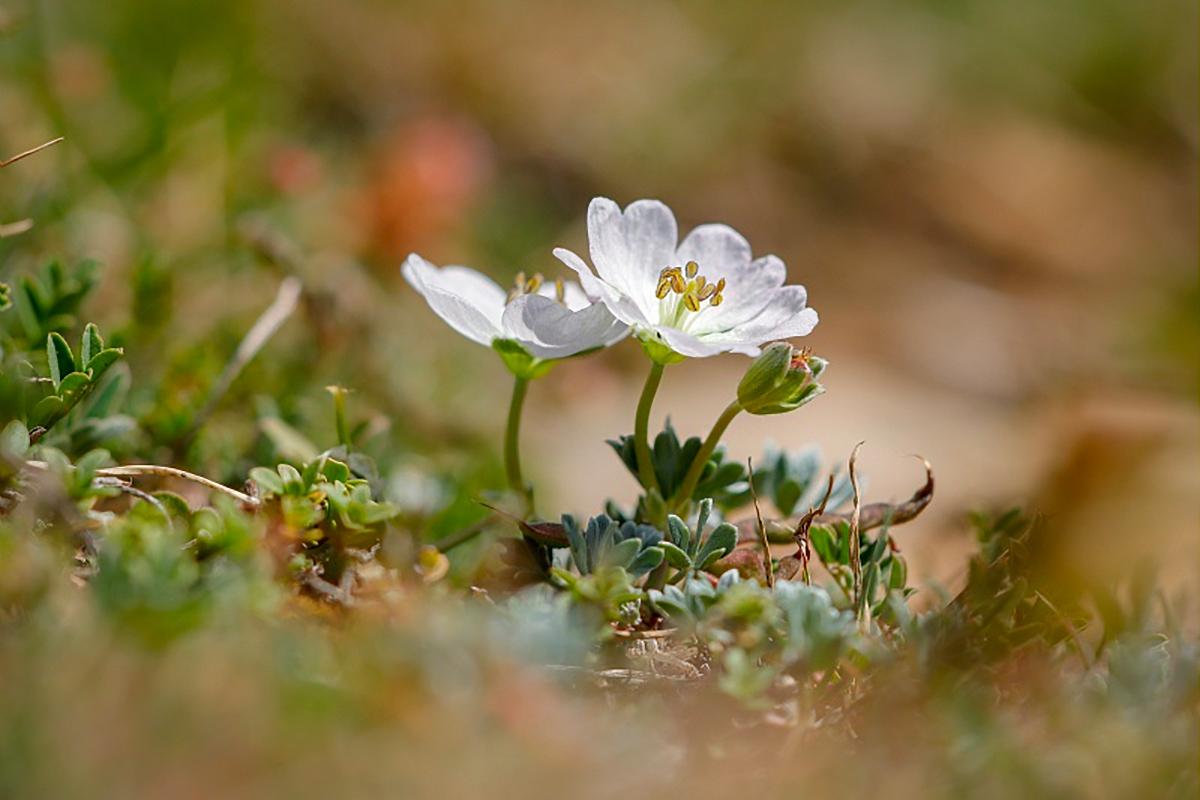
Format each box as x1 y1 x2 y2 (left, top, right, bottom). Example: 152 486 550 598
46 332 75 387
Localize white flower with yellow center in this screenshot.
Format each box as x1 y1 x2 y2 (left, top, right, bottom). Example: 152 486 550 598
402 254 628 366
553 197 818 360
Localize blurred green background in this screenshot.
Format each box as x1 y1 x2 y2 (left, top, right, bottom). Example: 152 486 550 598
2 0 1196 586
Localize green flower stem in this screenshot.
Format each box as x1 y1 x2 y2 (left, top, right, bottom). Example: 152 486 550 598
634 361 666 493
505 376 532 515
670 399 743 512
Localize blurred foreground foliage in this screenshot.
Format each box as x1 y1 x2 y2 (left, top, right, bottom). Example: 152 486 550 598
0 260 1195 799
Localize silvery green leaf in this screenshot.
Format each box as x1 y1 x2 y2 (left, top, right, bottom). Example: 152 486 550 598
628 546 664 577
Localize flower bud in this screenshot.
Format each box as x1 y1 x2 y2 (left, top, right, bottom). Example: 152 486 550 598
737 343 827 415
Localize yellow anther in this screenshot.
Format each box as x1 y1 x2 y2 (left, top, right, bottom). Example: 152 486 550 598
657 262 729 318
514 271 526 288
555 278 565 303
525 273 543 293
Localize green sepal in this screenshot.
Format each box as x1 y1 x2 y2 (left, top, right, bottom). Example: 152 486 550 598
637 332 686 365
492 339 555 380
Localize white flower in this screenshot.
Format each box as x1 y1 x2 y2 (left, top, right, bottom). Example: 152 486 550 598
401 254 628 361
553 197 818 358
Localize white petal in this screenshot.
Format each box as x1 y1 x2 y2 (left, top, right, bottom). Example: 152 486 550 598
587 197 678 316
693 254 788 333
701 286 819 350
402 254 505 346
534 277 590 311
676 223 752 275
502 295 629 359
652 325 730 358
553 246 651 328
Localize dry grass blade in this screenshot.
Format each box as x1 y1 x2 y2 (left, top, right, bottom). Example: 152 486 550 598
848 441 866 631
792 474 835 585
185 276 303 442
0 219 34 238
747 457 774 587
1 137 64 168
23 460 260 507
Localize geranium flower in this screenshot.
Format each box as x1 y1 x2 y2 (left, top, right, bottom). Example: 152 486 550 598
553 197 818 358
401 254 628 362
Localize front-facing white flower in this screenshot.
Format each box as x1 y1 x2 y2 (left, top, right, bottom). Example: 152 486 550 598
402 254 628 363
553 198 818 359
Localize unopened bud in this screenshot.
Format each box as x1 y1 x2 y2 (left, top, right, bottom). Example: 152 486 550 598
737 343 827 415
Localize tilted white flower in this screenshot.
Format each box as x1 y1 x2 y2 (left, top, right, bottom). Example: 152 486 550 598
401 254 628 361
553 197 818 358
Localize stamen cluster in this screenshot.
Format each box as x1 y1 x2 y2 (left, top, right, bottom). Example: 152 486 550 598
655 260 726 313
508 272 566 305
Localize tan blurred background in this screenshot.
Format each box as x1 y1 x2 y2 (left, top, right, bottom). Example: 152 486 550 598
2 0 1196 587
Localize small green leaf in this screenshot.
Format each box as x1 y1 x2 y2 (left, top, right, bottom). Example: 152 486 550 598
73 449 112 491
775 479 802 517
81 366 129 419
301 455 326 487
81 323 104 365
604 537 642 570
0 421 29 458
862 561 880 608
46 332 76 387
249 467 285 496
153 491 192 519
659 541 692 570
667 514 691 551
57 371 91 408
696 522 737 568
628 546 664 577
810 526 836 564
320 458 351 483
277 463 304 494
85 348 122 378
888 555 908 590
30 395 66 428
648 587 693 622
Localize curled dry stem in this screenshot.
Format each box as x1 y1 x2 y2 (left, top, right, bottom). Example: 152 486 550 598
735 455 934 544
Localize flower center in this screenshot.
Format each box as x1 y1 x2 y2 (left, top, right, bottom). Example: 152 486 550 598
655 261 725 327
507 272 566 305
